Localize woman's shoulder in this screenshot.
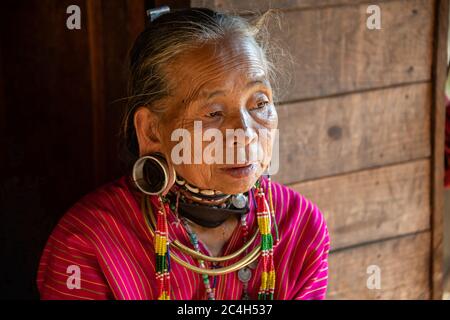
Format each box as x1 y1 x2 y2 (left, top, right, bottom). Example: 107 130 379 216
262 178 331 291
37 177 134 300
51 175 137 243
261 177 330 247
74 175 132 212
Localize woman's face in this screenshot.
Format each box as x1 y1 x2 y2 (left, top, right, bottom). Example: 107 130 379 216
137 36 278 194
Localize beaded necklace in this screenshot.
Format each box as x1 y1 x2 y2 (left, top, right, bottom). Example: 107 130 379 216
180 217 216 300
255 183 276 299
148 177 277 300
154 196 171 299
180 204 252 300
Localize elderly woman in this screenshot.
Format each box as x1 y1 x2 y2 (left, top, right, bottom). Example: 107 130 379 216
37 7 330 300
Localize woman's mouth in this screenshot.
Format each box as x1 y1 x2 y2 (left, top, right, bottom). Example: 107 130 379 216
219 163 257 178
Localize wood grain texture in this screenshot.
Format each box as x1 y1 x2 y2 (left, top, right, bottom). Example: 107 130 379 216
87 0 106 187
290 160 430 251
194 0 435 103
273 83 431 184
327 232 431 299
0 0 147 299
156 0 191 8
192 0 392 12
95 0 146 185
429 0 449 300
0 0 95 299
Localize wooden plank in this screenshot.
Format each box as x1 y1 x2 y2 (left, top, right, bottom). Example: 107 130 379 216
93 0 146 185
195 0 435 103
0 0 95 299
327 232 431 299
273 83 431 184
430 0 448 300
0 44 4 140
192 0 392 12
87 0 106 187
157 0 191 8
290 160 430 251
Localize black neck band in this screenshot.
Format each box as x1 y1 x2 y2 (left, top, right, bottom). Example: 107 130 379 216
177 202 248 228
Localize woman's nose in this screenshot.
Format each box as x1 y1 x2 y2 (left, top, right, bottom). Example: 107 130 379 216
228 110 258 146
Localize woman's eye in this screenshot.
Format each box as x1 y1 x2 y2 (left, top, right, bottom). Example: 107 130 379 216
258 101 269 108
249 92 271 111
253 100 269 110
207 111 223 118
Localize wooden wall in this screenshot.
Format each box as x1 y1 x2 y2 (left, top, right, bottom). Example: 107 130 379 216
191 0 448 299
0 0 146 299
0 0 447 299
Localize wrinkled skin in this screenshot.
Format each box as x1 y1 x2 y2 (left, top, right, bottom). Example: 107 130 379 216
134 36 278 256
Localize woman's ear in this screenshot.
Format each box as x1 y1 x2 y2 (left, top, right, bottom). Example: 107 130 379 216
134 106 162 156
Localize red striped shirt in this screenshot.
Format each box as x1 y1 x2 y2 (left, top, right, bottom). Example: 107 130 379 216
37 175 330 300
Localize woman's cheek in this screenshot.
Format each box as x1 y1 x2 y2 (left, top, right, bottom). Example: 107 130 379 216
253 106 278 129
261 129 277 166
266 106 279 128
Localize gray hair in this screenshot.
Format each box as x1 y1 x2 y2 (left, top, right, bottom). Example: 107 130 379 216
120 7 285 169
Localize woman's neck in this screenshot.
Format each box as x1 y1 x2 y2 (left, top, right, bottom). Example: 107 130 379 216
184 215 239 257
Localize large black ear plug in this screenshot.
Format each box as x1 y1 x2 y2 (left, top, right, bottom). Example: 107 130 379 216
132 152 175 195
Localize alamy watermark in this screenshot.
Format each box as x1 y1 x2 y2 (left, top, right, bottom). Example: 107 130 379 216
66 265 81 289
366 5 381 30
66 5 81 30
169 121 280 175
366 264 381 290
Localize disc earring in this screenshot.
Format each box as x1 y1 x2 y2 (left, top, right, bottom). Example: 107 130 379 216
132 152 175 195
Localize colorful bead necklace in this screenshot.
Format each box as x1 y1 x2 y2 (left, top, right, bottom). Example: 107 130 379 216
180 205 253 300
255 181 276 299
181 217 216 300
154 196 171 300
147 177 277 300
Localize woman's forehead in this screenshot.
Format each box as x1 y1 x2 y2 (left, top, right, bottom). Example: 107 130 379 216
175 36 265 69
168 37 268 100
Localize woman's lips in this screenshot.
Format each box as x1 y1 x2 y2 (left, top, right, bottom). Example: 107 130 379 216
219 163 257 178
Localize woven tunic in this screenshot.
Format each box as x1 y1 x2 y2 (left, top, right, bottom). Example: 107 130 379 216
37 175 330 300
